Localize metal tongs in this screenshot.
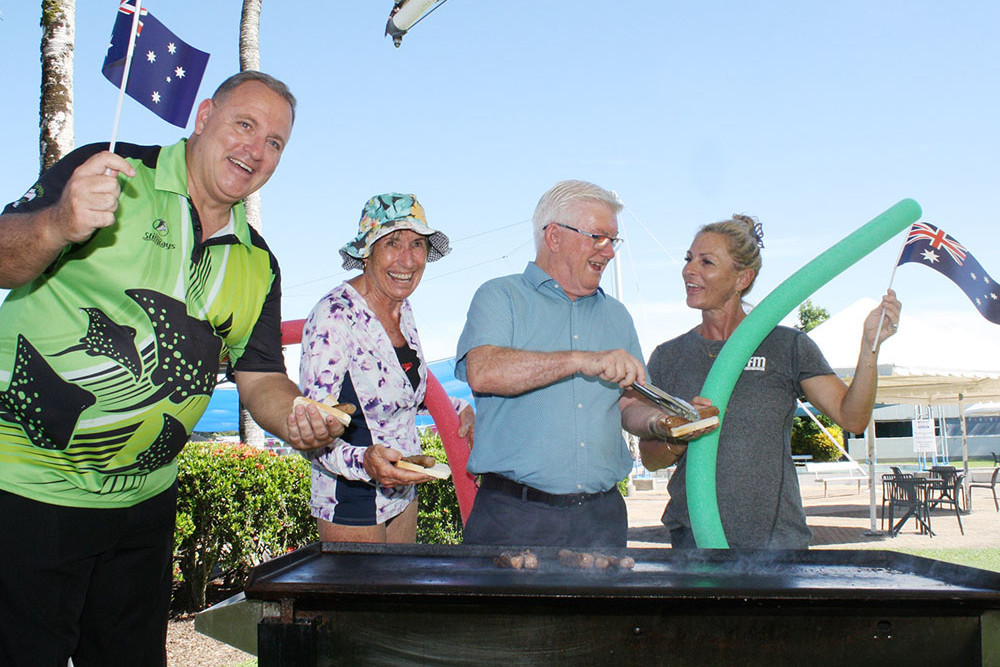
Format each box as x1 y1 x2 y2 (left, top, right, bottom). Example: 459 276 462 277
631 382 700 421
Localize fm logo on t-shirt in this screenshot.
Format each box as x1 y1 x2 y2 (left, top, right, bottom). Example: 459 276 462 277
745 356 766 372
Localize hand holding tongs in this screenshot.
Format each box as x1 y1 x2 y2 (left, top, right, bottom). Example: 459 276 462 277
630 382 701 422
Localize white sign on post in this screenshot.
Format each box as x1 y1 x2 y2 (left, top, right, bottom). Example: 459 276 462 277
912 418 937 454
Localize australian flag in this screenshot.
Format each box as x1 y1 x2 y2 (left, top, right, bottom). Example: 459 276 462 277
898 222 1000 325
102 2 210 128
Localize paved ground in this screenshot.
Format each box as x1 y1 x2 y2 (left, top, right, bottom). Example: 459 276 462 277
625 469 1000 550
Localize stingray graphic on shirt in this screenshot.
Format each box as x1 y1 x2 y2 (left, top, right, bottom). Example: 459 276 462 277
0 335 97 450
103 288 224 411
51 307 143 380
131 413 188 473
96 291 226 473
2 287 225 458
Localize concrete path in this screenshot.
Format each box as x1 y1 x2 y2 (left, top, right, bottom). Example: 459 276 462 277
626 471 1000 550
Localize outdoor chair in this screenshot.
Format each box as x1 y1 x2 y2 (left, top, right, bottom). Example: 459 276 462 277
880 473 896 532
969 466 1000 512
884 473 934 537
928 466 964 535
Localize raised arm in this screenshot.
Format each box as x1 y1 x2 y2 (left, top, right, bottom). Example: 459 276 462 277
0 151 135 288
463 344 646 396
801 290 901 434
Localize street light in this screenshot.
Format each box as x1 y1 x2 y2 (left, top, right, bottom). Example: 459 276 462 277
385 0 439 47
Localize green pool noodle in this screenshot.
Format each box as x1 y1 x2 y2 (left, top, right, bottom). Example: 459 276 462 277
687 198 922 548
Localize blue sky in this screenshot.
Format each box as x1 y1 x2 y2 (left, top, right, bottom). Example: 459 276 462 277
2 1 999 367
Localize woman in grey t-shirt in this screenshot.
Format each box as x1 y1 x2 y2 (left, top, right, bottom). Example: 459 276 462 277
639 215 901 549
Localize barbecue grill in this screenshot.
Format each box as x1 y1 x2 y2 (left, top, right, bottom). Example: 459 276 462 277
196 542 1000 666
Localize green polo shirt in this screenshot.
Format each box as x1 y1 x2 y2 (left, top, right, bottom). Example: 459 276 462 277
0 139 285 508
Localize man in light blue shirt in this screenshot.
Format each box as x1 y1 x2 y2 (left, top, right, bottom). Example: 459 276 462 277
456 180 699 547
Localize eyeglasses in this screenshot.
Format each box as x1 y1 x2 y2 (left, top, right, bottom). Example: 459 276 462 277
547 222 623 250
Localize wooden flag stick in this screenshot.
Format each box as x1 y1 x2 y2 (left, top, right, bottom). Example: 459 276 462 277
108 0 144 154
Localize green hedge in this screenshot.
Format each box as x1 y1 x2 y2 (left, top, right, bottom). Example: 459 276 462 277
174 432 464 611
174 442 316 610
414 430 464 545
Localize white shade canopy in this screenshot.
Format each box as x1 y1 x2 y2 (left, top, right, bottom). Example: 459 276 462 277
808 298 1000 405
873 372 1000 405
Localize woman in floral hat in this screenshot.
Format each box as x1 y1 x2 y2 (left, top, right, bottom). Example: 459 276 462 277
299 193 474 542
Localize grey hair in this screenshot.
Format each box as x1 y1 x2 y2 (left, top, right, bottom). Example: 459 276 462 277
212 70 297 126
698 213 763 296
532 180 623 251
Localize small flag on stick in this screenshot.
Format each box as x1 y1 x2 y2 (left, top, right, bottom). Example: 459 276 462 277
102 2 209 129
898 222 1000 324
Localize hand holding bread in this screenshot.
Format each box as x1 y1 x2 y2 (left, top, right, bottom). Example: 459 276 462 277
396 454 451 480
293 395 355 427
654 405 720 439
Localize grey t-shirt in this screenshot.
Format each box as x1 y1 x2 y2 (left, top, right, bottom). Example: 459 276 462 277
647 326 835 549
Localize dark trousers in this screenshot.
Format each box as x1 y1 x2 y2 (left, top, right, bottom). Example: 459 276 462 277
463 483 627 548
0 484 177 667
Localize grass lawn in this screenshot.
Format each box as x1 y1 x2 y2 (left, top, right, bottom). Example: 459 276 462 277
895 547 1000 573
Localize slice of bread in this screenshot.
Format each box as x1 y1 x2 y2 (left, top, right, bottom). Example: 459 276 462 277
293 396 352 426
667 414 720 438
396 459 452 480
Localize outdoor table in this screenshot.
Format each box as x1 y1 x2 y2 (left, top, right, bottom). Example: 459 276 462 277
927 466 967 512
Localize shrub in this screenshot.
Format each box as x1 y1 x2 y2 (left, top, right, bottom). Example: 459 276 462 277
174 433 466 611
415 429 464 545
174 442 316 610
791 414 844 462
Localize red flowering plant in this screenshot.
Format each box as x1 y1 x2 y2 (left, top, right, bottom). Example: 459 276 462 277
173 441 316 611
173 431 464 611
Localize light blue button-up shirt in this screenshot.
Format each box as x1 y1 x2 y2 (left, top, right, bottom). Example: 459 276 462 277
455 262 645 495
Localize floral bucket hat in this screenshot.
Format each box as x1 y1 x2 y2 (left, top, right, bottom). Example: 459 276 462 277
339 193 451 270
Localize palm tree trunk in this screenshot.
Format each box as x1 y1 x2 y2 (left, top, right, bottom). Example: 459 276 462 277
238 0 267 449
239 0 262 72
39 0 75 173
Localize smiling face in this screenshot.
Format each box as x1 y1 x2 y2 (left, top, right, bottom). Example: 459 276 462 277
186 80 293 217
542 201 619 300
363 229 430 306
682 232 754 312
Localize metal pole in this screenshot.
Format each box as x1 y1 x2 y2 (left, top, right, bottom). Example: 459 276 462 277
960 393 970 508
865 416 880 534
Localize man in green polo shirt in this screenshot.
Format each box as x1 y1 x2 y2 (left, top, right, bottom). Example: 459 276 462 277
0 71 343 666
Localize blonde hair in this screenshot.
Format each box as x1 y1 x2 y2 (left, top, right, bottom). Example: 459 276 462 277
698 213 763 296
